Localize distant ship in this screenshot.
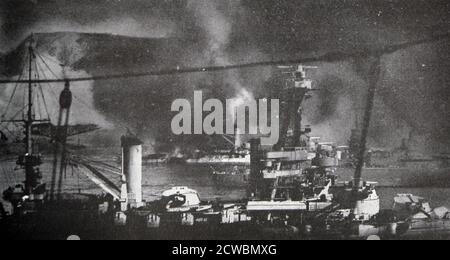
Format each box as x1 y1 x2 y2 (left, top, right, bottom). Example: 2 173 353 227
346 124 450 173
186 147 251 165
142 153 169 164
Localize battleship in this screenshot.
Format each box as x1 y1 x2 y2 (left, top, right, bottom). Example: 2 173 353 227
212 65 339 187
1 32 450 240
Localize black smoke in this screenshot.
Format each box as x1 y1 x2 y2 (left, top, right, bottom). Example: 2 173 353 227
0 0 449 153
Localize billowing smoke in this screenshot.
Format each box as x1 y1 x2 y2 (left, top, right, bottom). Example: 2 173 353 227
0 33 111 129
0 0 449 153
304 61 412 150
303 62 364 145
186 0 257 120
43 34 111 127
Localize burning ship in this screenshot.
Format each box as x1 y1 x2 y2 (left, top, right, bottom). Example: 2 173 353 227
1 34 450 240
186 135 251 166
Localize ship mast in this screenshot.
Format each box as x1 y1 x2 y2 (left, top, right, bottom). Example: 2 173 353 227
20 35 46 196
11 35 50 196
1 35 99 201
25 37 35 155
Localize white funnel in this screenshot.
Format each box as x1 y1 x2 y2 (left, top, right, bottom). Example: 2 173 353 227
121 135 144 209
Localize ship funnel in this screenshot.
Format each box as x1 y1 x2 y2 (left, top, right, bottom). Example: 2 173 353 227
121 135 144 210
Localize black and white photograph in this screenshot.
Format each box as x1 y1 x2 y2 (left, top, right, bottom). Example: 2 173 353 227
0 0 449 243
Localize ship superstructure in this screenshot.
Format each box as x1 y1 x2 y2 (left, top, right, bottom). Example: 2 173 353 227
212 65 340 188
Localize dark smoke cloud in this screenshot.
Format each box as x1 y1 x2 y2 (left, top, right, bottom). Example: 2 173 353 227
0 0 449 152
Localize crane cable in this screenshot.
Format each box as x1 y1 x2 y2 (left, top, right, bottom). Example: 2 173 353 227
0 33 448 85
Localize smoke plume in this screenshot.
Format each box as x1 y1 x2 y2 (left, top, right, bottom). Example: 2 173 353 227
0 0 449 153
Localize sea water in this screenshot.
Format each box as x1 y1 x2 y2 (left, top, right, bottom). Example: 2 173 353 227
1 160 450 210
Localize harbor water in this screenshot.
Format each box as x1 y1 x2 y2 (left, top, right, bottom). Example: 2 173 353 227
2 160 450 210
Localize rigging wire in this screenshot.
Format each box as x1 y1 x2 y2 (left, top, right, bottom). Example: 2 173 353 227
35 52 62 80
35 33 66 55
7 109 28 145
33 59 40 120
71 93 94 112
2 125 15 139
38 84 51 121
33 62 42 121
22 78 26 120
35 59 59 119
0 105 28 132
36 53 90 125
35 89 42 120
1 72 25 120
34 56 51 121
41 53 64 67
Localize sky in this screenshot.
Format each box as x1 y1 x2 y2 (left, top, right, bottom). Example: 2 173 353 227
1 0 448 52
0 0 449 152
